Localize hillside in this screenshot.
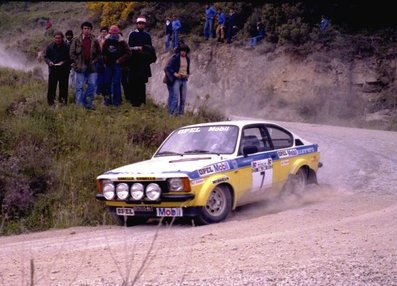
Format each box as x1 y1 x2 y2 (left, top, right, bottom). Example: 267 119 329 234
1 1 396 130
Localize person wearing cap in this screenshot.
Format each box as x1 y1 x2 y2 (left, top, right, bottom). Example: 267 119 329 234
165 42 190 115
44 31 71 106
127 15 157 107
69 21 101 110
101 25 131 107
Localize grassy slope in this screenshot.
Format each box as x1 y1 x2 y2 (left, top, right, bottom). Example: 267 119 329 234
0 3 225 235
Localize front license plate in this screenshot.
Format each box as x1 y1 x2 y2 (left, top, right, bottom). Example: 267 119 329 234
156 208 183 217
116 207 135 216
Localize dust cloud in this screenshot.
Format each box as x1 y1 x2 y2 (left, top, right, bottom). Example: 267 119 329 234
0 43 46 75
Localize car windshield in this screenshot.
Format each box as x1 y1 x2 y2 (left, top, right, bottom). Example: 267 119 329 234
155 125 239 156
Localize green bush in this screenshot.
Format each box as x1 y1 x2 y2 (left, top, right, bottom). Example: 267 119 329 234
0 68 225 235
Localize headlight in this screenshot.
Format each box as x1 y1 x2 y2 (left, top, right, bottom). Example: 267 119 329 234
103 182 115 200
146 183 161 201
168 178 191 192
168 178 184 191
116 183 129 200
130 183 144 200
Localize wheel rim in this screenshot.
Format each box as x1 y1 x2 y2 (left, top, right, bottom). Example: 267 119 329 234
205 187 227 216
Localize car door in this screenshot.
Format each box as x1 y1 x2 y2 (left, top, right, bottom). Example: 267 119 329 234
237 124 275 202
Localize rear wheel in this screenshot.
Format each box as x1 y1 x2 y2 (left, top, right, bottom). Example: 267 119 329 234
195 185 232 225
283 167 308 196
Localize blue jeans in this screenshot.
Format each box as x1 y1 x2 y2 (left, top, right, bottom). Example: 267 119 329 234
169 78 187 115
166 83 174 114
165 33 172 51
248 35 264 46
172 30 179 49
75 67 97 109
103 64 122 106
203 18 214 39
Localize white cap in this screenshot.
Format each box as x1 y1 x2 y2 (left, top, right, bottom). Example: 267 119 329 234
136 16 146 23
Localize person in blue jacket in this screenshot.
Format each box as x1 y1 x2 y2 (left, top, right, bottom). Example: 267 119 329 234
203 3 216 40
165 43 190 116
216 7 226 43
171 14 182 49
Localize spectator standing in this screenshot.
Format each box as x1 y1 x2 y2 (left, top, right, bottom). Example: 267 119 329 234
69 21 100 110
226 8 239 44
127 16 157 107
171 14 182 50
216 7 226 43
165 43 190 116
96 27 108 98
65 30 74 44
65 30 75 88
165 17 173 51
320 15 329 32
203 3 216 40
44 31 70 106
248 21 265 46
102 25 131 107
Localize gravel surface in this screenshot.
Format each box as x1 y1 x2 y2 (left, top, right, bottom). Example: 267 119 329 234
0 122 396 286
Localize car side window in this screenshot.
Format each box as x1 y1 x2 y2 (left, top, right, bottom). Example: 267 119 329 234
239 126 272 154
266 126 293 149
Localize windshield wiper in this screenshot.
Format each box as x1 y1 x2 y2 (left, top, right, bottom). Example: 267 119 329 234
156 151 183 156
184 150 210 154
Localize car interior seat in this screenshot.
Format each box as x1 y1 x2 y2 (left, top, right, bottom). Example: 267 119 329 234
240 135 261 154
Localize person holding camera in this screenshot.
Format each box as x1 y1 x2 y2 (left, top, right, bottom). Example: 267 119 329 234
165 42 190 116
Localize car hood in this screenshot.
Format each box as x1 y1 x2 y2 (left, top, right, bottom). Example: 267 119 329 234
97 155 230 179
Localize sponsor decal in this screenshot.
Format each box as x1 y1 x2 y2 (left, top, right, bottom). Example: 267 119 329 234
156 208 183 217
288 149 298 156
252 159 272 172
191 178 205 186
213 161 230 172
177 127 201 134
135 177 156 181
208 126 230 132
198 165 215 176
277 150 289 158
198 161 231 177
212 177 229 184
298 146 316 155
116 208 135 216
117 177 135 180
281 159 289 166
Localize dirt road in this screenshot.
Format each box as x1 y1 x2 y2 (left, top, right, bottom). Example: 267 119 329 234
0 122 396 286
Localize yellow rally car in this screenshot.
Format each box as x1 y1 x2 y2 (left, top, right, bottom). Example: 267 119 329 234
96 120 322 225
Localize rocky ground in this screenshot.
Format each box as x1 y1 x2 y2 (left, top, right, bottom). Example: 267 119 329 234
0 121 396 286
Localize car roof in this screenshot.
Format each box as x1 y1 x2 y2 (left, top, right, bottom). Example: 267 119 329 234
179 120 285 129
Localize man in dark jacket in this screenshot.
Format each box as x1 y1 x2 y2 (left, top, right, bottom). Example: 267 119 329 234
44 31 70 106
127 16 157 107
165 43 190 115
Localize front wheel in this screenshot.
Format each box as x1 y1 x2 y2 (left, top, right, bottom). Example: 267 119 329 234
195 185 232 225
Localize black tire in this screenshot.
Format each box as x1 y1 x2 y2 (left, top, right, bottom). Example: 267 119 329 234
111 213 148 226
283 167 308 196
195 185 232 225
